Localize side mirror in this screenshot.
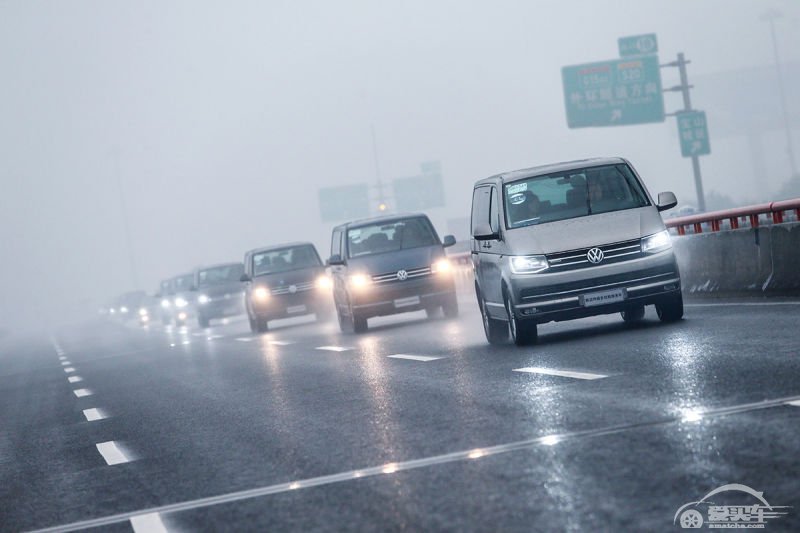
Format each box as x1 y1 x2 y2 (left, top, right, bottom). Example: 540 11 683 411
473 223 499 241
442 235 457 248
327 254 344 266
239 273 251 283
657 191 678 212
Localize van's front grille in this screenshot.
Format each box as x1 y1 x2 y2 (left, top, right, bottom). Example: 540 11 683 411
545 238 643 271
520 265 676 301
372 266 431 284
271 281 315 295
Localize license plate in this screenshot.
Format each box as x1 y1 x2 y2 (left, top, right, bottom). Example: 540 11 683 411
582 288 625 307
287 305 307 314
394 296 420 308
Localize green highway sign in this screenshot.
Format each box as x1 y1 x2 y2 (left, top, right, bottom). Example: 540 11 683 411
677 110 711 157
392 174 445 212
618 34 658 57
562 55 665 128
318 183 371 222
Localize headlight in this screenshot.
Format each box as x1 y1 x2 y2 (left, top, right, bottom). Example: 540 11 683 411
509 255 549 274
253 286 270 302
197 294 210 304
120 306 129 314
174 297 188 308
641 230 672 253
316 275 332 290
109 308 116 314
431 258 452 275
161 299 171 308
138 307 148 317
349 273 372 289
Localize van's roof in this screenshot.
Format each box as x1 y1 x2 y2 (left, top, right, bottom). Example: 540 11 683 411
193 261 243 273
245 242 316 256
333 212 429 230
475 157 628 187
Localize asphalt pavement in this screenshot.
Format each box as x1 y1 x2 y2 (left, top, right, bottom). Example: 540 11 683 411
2 296 800 532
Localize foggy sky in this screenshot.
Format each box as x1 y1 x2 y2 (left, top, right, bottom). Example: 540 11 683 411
2 1 799 329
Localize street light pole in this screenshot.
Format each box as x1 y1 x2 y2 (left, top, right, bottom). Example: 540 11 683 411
762 9 798 178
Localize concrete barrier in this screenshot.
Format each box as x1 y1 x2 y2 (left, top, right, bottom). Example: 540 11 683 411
673 222 800 296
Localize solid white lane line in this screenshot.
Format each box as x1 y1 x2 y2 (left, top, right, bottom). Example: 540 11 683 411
388 354 446 362
73 388 93 398
95 441 131 465
63 367 76 373
27 394 800 533
268 340 294 346
235 337 253 342
130 513 168 533
315 346 352 352
513 367 607 380
68 376 83 383
83 408 107 422
786 400 800 407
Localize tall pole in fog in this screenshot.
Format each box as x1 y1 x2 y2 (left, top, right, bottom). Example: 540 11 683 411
371 124 387 211
762 9 798 178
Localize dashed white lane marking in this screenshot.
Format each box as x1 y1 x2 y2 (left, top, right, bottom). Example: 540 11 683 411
235 337 254 342
68 376 83 383
95 441 132 465
83 408 108 422
388 354 446 362
207 334 224 340
61 361 71 366
513 367 607 380
63 367 76 373
315 346 352 352
73 388 93 398
786 400 800 407
192 333 206 337
268 340 294 346
130 513 168 533
59 356 66 361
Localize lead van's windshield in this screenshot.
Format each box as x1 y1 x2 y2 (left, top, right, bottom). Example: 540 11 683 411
504 164 650 229
347 217 438 258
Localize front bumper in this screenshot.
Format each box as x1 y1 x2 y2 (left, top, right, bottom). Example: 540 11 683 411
251 289 330 320
350 275 456 318
509 249 680 324
198 297 245 319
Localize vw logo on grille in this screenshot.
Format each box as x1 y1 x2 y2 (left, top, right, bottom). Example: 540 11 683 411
396 270 408 281
587 247 605 264
288 284 298 294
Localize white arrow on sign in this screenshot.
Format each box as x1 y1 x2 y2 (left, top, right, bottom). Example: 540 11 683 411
611 109 623 122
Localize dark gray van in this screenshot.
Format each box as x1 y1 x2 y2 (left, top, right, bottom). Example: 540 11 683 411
328 213 458 333
471 158 683 346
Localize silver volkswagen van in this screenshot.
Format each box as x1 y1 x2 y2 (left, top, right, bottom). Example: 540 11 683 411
471 157 682 346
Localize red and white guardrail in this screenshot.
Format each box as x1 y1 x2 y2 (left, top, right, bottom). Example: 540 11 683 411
665 198 800 235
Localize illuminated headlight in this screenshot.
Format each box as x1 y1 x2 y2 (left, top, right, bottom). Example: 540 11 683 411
161 299 171 308
316 275 332 290
509 255 549 274
177 312 187 320
431 258 452 275
174 297 189 308
349 273 372 289
109 308 116 314
138 307 148 317
641 230 672 253
120 306 129 314
253 286 270 302
197 294 210 305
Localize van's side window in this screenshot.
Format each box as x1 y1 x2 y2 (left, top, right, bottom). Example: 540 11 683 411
489 187 499 233
471 186 491 234
331 229 342 257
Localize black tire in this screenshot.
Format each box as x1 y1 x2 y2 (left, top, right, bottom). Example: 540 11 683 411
656 292 684 322
249 314 268 333
424 307 440 319
336 306 350 333
620 305 645 323
505 292 537 346
479 290 508 345
198 314 210 328
352 310 368 333
442 292 459 319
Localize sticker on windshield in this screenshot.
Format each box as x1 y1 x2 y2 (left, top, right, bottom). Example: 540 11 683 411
509 193 526 205
507 182 527 195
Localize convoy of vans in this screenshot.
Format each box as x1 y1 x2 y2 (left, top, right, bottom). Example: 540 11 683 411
109 157 683 345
